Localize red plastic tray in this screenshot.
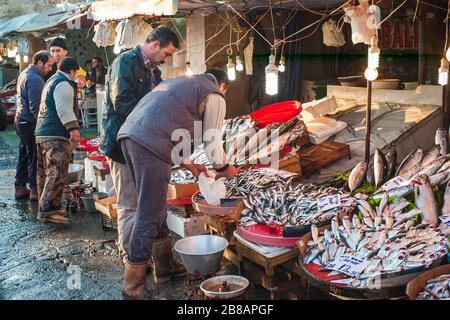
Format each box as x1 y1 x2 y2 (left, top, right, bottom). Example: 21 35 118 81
236 224 301 248
167 197 192 206
250 100 302 128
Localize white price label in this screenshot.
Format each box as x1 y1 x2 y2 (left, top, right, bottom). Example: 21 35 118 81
317 194 341 212
439 215 450 228
381 176 408 191
326 254 370 278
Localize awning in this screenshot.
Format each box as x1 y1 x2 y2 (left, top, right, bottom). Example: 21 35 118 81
0 3 89 37
87 0 179 21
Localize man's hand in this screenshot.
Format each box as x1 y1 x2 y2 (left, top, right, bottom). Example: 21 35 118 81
215 165 239 180
69 129 80 147
182 162 208 178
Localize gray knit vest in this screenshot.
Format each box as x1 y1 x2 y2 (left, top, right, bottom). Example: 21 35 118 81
117 74 224 164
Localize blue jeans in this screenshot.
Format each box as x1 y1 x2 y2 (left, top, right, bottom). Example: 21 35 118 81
15 120 37 188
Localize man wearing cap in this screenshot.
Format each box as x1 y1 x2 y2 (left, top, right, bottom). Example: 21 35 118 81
45 37 68 81
35 57 81 224
117 69 238 299
14 51 55 201
100 26 179 267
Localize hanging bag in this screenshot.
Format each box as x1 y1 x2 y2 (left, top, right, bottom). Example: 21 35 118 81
322 19 346 47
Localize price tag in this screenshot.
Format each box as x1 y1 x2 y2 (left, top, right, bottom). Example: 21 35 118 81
326 254 370 277
439 215 450 228
317 194 341 212
381 176 408 191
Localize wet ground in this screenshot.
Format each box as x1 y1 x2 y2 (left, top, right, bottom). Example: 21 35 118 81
0 127 270 300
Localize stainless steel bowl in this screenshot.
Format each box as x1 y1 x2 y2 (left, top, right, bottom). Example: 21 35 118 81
174 235 228 276
200 275 249 300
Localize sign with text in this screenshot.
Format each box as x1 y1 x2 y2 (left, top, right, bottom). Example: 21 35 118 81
317 194 341 212
381 176 408 192
326 254 370 278
439 215 450 228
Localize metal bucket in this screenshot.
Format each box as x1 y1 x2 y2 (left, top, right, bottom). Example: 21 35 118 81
174 235 228 276
200 275 249 300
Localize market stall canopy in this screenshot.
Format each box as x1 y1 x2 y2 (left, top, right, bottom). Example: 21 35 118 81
87 0 179 21
0 3 89 37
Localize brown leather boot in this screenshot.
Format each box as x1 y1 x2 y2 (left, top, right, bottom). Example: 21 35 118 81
15 185 30 200
37 209 69 224
121 262 164 300
30 187 38 202
152 236 187 283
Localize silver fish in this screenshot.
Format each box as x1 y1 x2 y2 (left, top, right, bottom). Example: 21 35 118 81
366 160 375 184
442 180 450 215
348 161 368 192
396 148 424 177
384 147 397 180
435 127 448 156
374 149 388 188
416 157 448 178
429 170 450 187
414 175 440 227
422 145 442 167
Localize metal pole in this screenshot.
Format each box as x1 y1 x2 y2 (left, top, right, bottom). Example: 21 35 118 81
365 80 372 163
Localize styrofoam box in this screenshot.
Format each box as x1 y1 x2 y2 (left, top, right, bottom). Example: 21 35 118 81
166 211 208 238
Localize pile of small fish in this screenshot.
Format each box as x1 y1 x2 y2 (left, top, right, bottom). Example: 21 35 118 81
348 128 450 192
238 187 356 228
416 274 450 300
170 170 197 185
302 193 448 288
222 116 256 142
224 169 295 198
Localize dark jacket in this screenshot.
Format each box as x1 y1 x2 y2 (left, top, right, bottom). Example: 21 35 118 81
35 71 78 139
117 74 223 165
44 62 57 82
89 66 107 86
15 65 45 124
100 46 162 163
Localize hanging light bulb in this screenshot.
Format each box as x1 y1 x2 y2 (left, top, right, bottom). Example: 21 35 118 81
265 53 278 95
15 54 20 63
0 55 3 62
235 55 244 72
439 58 449 86
23 55 28 63
364 67 378 81
113 44 121 55
368 36 380 69
278 55 285 73
227 57 236 81
446 47 450 62
186 62 193 76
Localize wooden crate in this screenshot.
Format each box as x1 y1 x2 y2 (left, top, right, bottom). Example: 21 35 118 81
299 140 351 177
166 211 208 238
94 195 117 219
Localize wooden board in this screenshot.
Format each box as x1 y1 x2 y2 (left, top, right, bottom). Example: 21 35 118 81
204 214 237 243
235 240 299 277
299 140 351 177
94 195 117 219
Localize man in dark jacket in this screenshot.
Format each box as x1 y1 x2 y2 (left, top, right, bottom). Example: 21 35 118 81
100 26 179 265
117 70 238 300
44 37 68 81
89 56 107 87
14 50 54 200
35 57 81 224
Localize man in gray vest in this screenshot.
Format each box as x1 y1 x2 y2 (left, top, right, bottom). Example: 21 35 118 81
35 57 81 224
117 69 238 300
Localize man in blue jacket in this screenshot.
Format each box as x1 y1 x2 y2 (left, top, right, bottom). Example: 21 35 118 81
14 50 54 201
100 26 179 265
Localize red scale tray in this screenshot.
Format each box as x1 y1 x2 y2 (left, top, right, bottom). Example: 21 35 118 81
236 224 301 248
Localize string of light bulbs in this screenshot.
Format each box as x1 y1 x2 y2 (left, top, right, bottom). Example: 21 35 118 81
439 0 450 86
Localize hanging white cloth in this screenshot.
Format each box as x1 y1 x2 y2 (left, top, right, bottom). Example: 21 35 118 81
322 19 346 47
115 17 153 50
344 0 375 45
244 36 254 76
17 39 31 55
93 21 117 47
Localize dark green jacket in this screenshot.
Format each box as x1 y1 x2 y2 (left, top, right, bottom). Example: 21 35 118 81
100 46 162 163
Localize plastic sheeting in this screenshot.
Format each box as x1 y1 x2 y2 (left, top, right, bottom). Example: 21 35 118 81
88 0 178 21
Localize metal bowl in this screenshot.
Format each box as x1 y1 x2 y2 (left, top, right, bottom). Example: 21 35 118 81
200 275 249 300
174 235 228 276
67 163 84 184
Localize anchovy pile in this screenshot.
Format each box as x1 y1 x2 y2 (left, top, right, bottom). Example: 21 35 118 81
303 194 448 288
170 170 197 185
224 169 295 198
222 116 256 142
416 274 450 300
238 187 356 228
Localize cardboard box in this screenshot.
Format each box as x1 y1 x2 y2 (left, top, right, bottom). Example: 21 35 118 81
166 211 208 238
167 183 199 200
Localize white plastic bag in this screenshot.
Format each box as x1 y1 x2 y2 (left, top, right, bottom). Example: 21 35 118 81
322 19 346 47
198 172 226 206
344 0 375 45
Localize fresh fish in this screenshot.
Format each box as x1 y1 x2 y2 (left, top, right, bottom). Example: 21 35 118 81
416 157 448 178
429 170 450 187
366 160 375 184
442 181 450 215
348 161 368 192
422 145 442 167
437 160 450 173
374 149 388 188
435 127 448 156
417 273 450 300
414 175 440 227
386 185 415 198
396 148 424 177
384 147 397 180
